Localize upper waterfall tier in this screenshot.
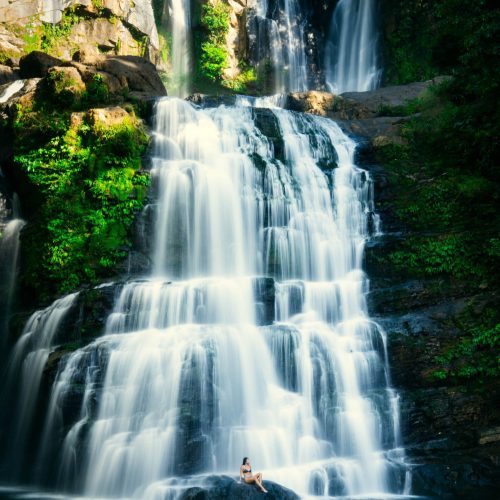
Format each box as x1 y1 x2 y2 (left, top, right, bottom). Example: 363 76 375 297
249 0 309 92
325 0 382 93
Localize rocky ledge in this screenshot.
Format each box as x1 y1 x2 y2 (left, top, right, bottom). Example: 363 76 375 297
0 1 160 71
284 77 448 146
177 475 300 500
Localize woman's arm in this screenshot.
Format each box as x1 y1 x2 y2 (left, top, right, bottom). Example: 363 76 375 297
239 465 243 482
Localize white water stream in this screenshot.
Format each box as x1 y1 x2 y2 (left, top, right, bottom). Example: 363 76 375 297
325 0 381 93
0 2 409 497
253 0 309 92
34 97 408 498
166 0 191 97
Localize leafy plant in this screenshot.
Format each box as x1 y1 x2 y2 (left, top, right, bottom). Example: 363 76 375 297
198 1 230 82
14 99 150 299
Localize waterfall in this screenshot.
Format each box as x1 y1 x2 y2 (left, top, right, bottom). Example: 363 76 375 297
166 0 191 97
0 217 25 349
251 0 308 92
325 0 381 93
28 97 408 498
0 80 24 104
2 293 78 479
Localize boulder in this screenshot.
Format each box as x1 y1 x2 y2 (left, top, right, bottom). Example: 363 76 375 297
285 91 337 116
0 64 19 85
178 475 300 500
339 77 449 118
97 55 166 96
0 1 160 65
87 106 131 128
283 79 449 145
46 66 86 94
19 51 64 78
50 16 148 62
0 25 25 65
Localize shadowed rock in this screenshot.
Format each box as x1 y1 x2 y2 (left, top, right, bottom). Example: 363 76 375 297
179 475 300 500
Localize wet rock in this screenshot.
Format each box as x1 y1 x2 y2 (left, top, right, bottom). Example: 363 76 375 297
251 108 284 161
186 93 237 107
179 475 300 500
253 277 275 325
285 91 337 116
409 442 500 499
51 282 123 348
337 115 409 145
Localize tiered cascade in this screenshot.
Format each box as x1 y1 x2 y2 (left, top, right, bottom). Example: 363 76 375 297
25 98 408 498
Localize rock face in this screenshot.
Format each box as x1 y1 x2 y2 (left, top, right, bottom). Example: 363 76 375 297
350 106 500 498
283 78 448 145
0 1 160 66
224 0 248 81
7 52 166 102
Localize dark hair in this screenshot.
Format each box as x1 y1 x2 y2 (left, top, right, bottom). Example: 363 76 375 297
242 457 249 465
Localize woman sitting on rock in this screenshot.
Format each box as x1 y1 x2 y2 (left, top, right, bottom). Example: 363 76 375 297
240 456 268 493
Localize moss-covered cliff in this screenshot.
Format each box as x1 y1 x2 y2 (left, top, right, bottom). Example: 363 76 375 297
0 51 168 304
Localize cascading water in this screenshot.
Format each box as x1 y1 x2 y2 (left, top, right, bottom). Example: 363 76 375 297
251 0 309 92
27 96 409 498
165 0 191 97
2 293 78 480
0 193 25 351
324 0 381 93
0 80 24 104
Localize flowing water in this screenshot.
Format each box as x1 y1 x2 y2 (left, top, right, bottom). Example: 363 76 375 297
0 218 25 349
0 81 24 104
2 293 78 480
251 0 309 92
0 2 410 498
21 97 410 498
324 0 381 93
165 0 191 97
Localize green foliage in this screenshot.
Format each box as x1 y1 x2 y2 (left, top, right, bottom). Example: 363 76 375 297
14 104 150 298
40 8 81 52
198 1 230 82
82 74 111 106
223 64 258 93
432 316 500 382
201 1 230 42
388 235 489 280
22 21 43 54
383 1 500 89
200 41 228 82
376 3 500 387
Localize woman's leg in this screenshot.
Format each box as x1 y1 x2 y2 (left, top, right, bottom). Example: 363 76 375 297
255 472 267 493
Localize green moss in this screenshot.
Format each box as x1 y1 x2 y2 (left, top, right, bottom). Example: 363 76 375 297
430 304 500 382
40 8 81 52
13 82 150 300
374 22 500 383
